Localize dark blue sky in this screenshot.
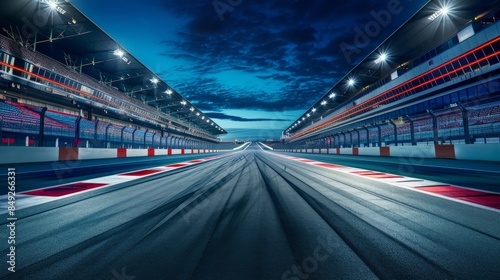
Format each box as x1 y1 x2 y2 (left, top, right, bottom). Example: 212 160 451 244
72 0 428 141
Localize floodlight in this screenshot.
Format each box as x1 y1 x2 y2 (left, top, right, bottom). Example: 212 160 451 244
48 1 57 9
375 53 387 64
329 92 336 99
441 7 449 15
428 6 450 21
321 100 327 105
348 79 355 86
113 49 124 57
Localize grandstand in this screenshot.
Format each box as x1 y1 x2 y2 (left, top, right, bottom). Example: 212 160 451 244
0 1 231 150
277 1 500 150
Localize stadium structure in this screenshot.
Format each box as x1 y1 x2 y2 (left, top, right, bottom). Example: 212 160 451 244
276 0 500 153
1 1 500 280
0 0 233 151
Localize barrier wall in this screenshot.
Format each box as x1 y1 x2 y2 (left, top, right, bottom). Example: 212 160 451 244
0 147 225 164
79 148 117 160
277 143 500 162
455 144 500 161
358 147 381 156
0 146 59 164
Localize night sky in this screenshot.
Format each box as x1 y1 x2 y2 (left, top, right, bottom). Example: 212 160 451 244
72 0 428 141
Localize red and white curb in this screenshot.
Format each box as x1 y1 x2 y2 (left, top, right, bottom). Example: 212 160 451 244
1 154 234 214
270 153 500 212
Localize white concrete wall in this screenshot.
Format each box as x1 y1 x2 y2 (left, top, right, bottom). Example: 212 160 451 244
455 143 500 161
171 149 182 155
127 149 148 157
154 149 168 156
79 148 117 160
390 145 435 158
358 147 380 156
0 147 58 164
339 148 353 155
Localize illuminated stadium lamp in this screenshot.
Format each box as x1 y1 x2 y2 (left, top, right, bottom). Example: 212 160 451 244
442 6 449 15
428 6 449 21
348 79 355 86
321 100 327 106
150 78 159 84
113 49 124 57
44 1 67 15
302 117 305 121
196 112 200 116
311 108 316 113
202 116 205 120
165 89 172 95
207 120 210 123
375 53 387 64
212 123 215 126
329 92 336 99
306 113 311 117
190 107 195 111
180 100 187 105
48 1 57 9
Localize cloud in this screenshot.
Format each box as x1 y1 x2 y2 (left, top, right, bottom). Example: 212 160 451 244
206 112 291 122
152 0 428 122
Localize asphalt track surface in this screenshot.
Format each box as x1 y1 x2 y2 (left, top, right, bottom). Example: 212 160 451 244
1 143 499 280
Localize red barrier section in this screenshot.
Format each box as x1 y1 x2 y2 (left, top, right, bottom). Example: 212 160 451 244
336 148 340 155
380 146 390 157
353 147 359 155
59 147 79 161
435 145 455 159
168 148 172 155
181 149 185 155
148 148 155 156
117 148 127 158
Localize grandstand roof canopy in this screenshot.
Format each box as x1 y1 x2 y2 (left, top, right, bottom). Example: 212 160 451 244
286 0 500 134
0 0 226 136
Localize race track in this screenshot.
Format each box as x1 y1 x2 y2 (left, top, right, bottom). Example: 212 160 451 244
1 143 499 280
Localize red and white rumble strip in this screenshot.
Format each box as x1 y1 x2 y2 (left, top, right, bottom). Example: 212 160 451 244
270 153 500 212
0 154 231 214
